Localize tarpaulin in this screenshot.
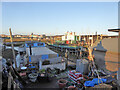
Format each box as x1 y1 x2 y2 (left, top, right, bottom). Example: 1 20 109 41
84 78 107 87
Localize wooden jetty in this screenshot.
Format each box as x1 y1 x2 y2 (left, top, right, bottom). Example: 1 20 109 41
47 43 82 55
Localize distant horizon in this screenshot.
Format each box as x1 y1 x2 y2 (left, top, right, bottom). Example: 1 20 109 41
0 31 118 36
1 28 119 36
2 2 118 36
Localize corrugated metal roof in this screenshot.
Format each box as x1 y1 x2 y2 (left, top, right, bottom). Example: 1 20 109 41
50 44 81 49
26 47 57 56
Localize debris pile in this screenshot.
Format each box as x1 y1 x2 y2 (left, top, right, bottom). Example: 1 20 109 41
1 43 119 90
55 47 118 89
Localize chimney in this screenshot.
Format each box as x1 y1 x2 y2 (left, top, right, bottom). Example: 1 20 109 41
29 45 32 55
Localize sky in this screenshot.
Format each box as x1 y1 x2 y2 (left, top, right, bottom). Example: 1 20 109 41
2 2 118 35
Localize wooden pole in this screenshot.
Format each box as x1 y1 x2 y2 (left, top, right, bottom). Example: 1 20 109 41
88 34 103 83
97 34 98 41
88 33 90 46
91 34 93 46
9 28 17 69
101 34 102 40
88 47 103 83
8 71 12 89
87 34 88 45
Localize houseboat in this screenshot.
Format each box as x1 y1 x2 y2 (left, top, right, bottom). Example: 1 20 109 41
24 41 66 71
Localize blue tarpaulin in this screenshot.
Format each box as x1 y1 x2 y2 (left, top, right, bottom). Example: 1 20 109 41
84 78 107 87
34 43 38 47
28 66 36 69
41 55 49 60
25 42 45 48
29 56 31 62
92 78 106 85
84 81 95 87
57 54 59 57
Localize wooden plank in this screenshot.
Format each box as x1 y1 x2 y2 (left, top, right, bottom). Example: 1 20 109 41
8 72 12 89
13 81 17 89
12 66 26 85
9 28 17 69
